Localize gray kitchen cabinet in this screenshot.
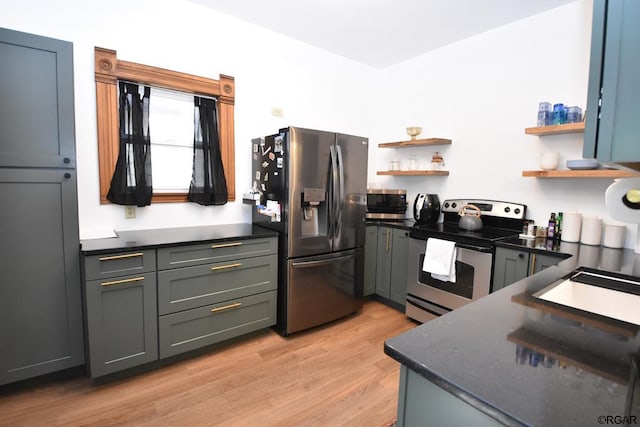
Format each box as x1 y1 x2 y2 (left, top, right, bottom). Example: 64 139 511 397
396 366 501 427
0 28 76 169
493 247 563 292
156 236 278 359
375 227 393 298
81 236 278 376
389 229 410 305
584 0 640 165
364 225 379 296
374 227 409 306
0 29 83 386
159 291 277 358
492 247 529 292
84 263 158 378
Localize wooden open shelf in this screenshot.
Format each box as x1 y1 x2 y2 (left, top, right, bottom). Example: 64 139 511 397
522 169 640 178
376 170 449 176
378 138 452 148
524 122 585 135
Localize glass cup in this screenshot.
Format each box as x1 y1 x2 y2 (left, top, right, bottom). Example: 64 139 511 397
408 155 417 171
537 102 552 127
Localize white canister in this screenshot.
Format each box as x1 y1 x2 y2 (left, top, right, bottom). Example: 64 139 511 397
603 223 626 248
561 212 582 242
580 216 603 246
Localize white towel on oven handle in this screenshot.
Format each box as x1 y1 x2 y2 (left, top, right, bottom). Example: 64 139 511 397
422 238 457 283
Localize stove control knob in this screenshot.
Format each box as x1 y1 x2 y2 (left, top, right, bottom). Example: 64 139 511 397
504 207 511 213
514 208 521 215
451 202 457 209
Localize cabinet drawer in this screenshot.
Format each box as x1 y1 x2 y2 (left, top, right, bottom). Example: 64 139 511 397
83 250 156 281
158 290 277 359
157 254 277 315
157 237 277 270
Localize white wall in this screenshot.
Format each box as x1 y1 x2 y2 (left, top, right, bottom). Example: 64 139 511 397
371 0 634 247
2 0 633 247
0 0 377 238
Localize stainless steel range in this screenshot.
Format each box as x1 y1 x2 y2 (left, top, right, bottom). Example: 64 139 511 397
406 199 526 323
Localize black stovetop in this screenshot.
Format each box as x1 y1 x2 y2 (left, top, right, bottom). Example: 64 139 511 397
410 222 521 243
409 199 526 247
410 212 524 247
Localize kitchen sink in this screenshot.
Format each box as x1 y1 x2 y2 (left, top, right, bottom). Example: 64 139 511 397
534 270 640 326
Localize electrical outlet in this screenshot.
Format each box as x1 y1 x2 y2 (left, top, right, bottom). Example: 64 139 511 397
271 107 284 117
124 205 136 219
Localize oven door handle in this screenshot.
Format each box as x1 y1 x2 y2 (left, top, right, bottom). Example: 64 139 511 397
410 236 493 254
455 242 493 253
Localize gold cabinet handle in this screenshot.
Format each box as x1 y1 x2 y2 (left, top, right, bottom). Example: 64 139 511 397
98 252 144 261
101 276 145 287
529 253 537 276
211 302 242 313
210 242 242 249
211 262 242 271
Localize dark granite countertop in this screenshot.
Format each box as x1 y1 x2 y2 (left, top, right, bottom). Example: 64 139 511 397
385 246 640 426
80 223 278 255
497 235 576 259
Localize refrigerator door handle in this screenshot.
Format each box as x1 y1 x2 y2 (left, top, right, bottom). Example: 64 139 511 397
335 144 344 240
291 254 354 269
329 144 339 242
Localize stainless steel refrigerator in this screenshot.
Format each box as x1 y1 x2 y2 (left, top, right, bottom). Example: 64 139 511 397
251 127 368 335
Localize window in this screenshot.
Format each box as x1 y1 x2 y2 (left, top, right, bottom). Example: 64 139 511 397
94 47 236 203
147 87 198 193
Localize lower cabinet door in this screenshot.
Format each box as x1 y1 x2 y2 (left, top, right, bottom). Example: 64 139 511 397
158 291 277 359
389 229 409 305
85 273 158 378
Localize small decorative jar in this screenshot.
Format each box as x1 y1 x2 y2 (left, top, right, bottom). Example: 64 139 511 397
431 152 444 170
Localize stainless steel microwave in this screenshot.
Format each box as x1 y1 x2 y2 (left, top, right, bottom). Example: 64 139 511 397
366 189 407 220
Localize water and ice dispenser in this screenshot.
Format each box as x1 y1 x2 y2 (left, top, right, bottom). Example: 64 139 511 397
301 188 326 237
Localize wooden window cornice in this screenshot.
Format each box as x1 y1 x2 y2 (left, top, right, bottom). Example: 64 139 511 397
94 47 235 203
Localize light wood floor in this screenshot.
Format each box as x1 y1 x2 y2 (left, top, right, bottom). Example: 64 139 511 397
0 300 416 427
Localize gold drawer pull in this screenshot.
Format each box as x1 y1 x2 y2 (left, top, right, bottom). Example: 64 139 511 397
98 252 144 261
101 276 145 287
210 262 242 271
210 242 242 249
211 302 242 313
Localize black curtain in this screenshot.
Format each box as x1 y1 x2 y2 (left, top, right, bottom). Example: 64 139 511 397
188 96 228 205
107 81 153 206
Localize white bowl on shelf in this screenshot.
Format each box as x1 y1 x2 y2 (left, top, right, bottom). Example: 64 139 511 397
539 152 560 170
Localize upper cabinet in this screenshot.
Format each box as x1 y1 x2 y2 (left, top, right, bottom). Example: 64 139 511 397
0 28 76 168
583 0 640 171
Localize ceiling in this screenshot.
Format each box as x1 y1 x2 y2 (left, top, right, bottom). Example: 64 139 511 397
188 0 577 68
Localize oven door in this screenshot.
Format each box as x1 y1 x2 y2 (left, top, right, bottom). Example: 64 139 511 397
406 237 492 314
